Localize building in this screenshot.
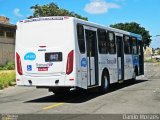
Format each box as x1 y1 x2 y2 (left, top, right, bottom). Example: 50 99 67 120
154 48 160 55
144 47 153 55
144 46 153 60
0 16 16 65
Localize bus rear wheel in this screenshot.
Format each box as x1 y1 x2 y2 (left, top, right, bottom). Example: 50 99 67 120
131 69 137 83
99 71 110 94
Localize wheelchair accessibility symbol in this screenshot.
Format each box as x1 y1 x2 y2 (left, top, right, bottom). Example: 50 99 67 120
27 65 32 71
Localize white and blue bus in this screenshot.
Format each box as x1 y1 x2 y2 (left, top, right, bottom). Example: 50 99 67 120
16 16 144 94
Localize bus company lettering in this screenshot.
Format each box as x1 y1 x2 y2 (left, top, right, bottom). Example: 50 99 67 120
24 17 63 23
107 58 116 64
36 63 53 68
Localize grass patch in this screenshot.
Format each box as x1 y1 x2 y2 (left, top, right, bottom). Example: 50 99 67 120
144 58 157 63
157 62 160 65
0 61 15 70
0 70 16 89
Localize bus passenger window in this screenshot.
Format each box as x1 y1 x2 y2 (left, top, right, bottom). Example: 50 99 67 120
124 36 132 54
108 32 116 54
86 31 95 57
98 29 108 54
77 24 85 53
137 41 141 55
132 37 138 54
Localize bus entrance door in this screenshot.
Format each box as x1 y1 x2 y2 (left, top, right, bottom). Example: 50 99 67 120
85 29 99 87
116 36 124 82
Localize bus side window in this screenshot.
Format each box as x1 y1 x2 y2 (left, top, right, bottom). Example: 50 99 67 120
97 29 108 54
132 37 138 54
124 36 132 54
137 40 141 55
108 32 116 54
77 24 85 53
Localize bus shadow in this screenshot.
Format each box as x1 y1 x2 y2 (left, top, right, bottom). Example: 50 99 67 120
109 79 147 93
25 79 148 104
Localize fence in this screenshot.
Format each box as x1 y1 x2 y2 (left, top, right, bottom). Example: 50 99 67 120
0 37 15 65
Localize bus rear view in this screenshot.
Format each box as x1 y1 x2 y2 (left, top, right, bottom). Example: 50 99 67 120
16 17 76 94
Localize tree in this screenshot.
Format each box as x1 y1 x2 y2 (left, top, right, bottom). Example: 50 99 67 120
157 49 160 55
110 22 152 47
28 2 88 21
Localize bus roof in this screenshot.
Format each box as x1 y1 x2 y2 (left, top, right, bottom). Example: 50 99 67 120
17 16 142 40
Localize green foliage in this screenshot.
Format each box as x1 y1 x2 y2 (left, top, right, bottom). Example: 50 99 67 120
0 71 16 89
157 49 160 55
28 2 88 21
0 61 15 70
110 22 152 47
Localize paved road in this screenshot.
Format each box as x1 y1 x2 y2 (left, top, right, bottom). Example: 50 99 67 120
0 63 160 115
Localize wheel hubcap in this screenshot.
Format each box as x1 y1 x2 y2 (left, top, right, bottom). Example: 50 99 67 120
104 76 108 89
133 71 136 79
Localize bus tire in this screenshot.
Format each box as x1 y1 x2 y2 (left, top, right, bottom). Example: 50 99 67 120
99 71 110 94
132 69 137 83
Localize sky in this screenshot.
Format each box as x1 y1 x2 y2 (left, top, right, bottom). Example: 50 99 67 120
0 0 160 48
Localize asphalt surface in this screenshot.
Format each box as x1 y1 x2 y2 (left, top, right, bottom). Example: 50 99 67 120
0 63 160 116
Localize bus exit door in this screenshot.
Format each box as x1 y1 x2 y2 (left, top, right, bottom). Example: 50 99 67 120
116 36 124 81
85 29 99 87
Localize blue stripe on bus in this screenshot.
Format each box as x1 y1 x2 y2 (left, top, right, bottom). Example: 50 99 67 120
132 55 139 67
130 33 142 40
